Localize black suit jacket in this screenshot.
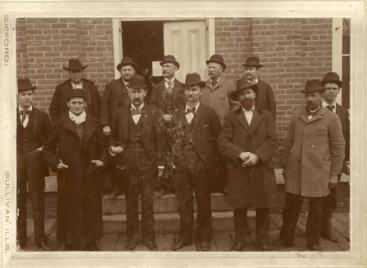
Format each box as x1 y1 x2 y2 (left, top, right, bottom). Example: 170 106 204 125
255 80 277 120
336 103 350 161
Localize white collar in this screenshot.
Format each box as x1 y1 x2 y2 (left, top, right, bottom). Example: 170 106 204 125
185 102 200 112
210 77 221 83
322 100 336 108
131 103 144 110
242 106 255 112
19 105 33 112
164 77 175 83
69 111 86 125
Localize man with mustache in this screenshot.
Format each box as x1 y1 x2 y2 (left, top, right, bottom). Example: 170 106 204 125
280 79 345 250
218 78 277 251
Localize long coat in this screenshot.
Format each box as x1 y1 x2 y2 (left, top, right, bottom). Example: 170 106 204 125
283 107 345 197
201 77 235 126
255 80 277 120
100 78 130 128
43 113 105 247
49 79 101 122
218 108 277 209
336 103 350 162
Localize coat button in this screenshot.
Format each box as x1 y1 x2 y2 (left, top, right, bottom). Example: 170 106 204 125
311 145 314 148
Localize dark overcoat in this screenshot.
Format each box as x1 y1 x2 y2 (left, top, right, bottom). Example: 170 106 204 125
255 80 277 120
335 103 350 162
218 108 277 209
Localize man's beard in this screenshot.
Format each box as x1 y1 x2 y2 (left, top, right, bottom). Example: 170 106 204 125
242 98 254 111
306 101 320 111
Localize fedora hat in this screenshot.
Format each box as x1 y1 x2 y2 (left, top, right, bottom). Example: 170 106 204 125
230 78 257 100
301 79 325 94
129 74 147 89
321 72 342 87
116 56 138 71
206 54 226 70
160 55 180 69
184 73 206 88
63 58 88 71
18 78 36 92
67 89 87 101
242 56 263 68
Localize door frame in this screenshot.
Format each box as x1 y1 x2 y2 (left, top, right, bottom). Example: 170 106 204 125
112 18 215 79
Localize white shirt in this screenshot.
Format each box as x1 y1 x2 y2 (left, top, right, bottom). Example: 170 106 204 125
164 78 175 92
71 81 83 89
19 106 33 128
322 100 336 113
185 102 200 124
69 111 86 125
242 107 254 125
131 103 144 124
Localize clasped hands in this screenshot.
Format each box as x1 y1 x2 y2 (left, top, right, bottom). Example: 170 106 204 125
238 152 259 167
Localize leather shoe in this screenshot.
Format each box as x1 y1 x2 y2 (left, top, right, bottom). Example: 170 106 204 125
36 240 51 251
199 241 211 251
171 239 193 251
273 238 293 248
307 244 321 251
145 241 158 251
18 240 26 250
125 240 138 251
84 241 99 251
255 242 271 251
231 242 246 251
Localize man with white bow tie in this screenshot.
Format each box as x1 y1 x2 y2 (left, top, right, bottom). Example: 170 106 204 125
44 89 106 251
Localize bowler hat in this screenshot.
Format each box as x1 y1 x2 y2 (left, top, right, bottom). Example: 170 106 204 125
63 58 88 71
301 79 325 94
17 78 36 92
206 54 226 70
230 78 257 99
116 57 138 71
184 73 206 88
129 74 147 89
160 55 180 69
67 89 87 101
321 72 342 87
242 56 263 68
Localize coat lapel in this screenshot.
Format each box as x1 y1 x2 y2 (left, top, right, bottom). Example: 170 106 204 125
249 109 264 132
120 106 130 141
190 104 203 128
235 109 250 130
62 117 79 140
82 115 98 147
31 108 39 135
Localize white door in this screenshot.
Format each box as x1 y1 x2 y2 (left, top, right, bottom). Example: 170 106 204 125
164 21 208 83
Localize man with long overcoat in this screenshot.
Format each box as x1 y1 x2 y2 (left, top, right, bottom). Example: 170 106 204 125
218 78 277 251
280 79 345 250
49 58 101 122
44 89 106 251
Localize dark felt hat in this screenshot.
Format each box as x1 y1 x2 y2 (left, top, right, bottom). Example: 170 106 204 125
206 54 226 70
116 57 138 71
67 89 87 100
160 55 180 69
17 78 36 92
242 56 263 68
63 58 88 71
129 74 147 89
301 79 325 94
184 73 206 88
321 72 342 87
230 78 257 99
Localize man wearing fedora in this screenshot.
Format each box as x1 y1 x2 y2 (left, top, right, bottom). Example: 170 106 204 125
108 74 164 251
16 78 51 250
166 73 221 251
49 58 101 122
320 72 350 243
44 89 106 251
218 78 277 251
201 54 236 125
241 56 276 120
280 79 345 250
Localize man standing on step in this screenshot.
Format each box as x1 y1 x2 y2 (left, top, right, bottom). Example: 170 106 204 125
218 79 277 251
280 79 345 251
321 72 350 243
44 89 106 251
108 74 164 251
49 58 101 122
17 78 51 251
167 73 221 251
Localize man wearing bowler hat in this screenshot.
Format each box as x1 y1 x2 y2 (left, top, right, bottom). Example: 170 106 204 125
218 78 277 251
279 79 345 250
16 78 51 250
49 58 101 122
167 73 221 251
241 56 276 120
44 89 106 251
320 72 350 243
201 54 236 125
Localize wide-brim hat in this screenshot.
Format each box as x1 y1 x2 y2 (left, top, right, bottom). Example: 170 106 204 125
63 58 88 71
242 56 263 68
321 72 342 87
129 74 147 89
67 89 87 101
184 73 206 88
206 54 226 70
301 79 325 94
18 78 36 92
160 55 180 69
116 57 138 71
230 78 257 100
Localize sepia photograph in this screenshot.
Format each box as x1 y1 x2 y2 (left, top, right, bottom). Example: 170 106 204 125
0 1 366 268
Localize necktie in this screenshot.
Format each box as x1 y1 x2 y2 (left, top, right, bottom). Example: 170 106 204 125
20 110 31 126
131 108 142 115
327 105 334 112
186 107 196 114
211 79 217 88
167 80 173 94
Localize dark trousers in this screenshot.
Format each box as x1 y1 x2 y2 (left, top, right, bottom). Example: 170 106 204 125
321 176 341 237
280 193 324 247
173 168 212 243
233 208 269 245
124 151 155 243
17 150 46 244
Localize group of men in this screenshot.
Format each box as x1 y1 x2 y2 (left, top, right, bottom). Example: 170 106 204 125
16 53 349 252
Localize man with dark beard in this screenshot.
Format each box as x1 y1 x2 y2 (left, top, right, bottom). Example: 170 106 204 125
218 78 277 251
280 79 345 250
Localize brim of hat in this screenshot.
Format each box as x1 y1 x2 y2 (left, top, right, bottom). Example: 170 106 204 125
300 87 325 94
206 60 226 70
18 86 37 92
160 61 180 69
321 80 343 87
63 65 88 71
242 64 263 68
185 81 206 88
231 86 256 99
129 85 147 90
116 62 137 71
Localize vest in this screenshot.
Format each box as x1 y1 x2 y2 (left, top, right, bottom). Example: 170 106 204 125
18 115 41 153
126 115 145 152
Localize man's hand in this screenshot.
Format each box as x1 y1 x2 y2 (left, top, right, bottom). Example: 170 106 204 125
158 166 165 177
344 161 350 175
110 145 124 155
103 125 111 135
91 160 104 167
162 114 173 122
57 161 68 169
243 153 259 166
239 152 250 163
329 173 338 189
